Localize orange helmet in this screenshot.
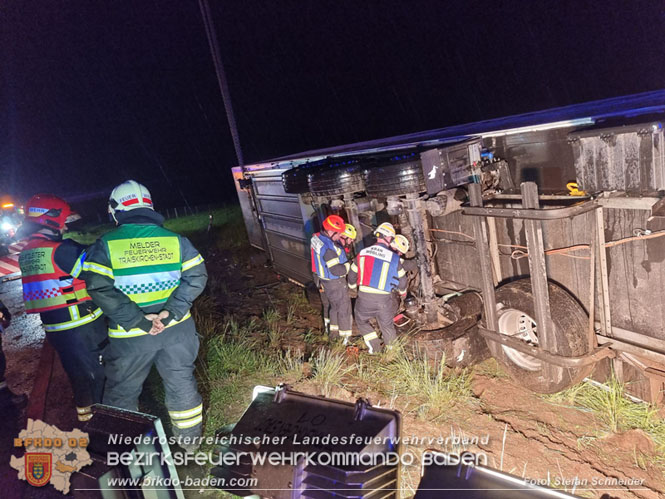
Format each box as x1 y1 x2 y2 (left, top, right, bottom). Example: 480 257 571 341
25 194 74 231
322 214 345 233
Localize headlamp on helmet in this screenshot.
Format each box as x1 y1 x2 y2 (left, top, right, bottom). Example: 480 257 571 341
374 222 396 240
392 234 410 254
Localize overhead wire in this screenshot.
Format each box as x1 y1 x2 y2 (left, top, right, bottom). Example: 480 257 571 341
198 0 245 169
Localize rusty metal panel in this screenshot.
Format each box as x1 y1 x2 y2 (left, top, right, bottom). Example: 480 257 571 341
570 122 665 194
603 209 665 340
431 210 483 290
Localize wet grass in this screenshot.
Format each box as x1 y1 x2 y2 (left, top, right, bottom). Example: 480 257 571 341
380 347 472 420
66 205 236 245
547 375 665 466
311 348 354 397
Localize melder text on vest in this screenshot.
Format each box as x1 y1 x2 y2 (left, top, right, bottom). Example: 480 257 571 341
117 241 175 265
21 250 50 274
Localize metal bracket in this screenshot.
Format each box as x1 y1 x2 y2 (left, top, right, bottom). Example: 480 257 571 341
463 199 598 220
478 327 615 368
237 177 252 189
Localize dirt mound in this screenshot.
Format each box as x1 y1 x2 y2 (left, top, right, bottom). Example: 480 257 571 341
207 245 665 498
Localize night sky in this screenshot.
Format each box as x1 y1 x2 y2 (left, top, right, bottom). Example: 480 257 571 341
2 0 665 211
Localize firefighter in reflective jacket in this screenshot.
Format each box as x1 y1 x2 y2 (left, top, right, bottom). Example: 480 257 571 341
18 194 106 421
79 181 207 450
348 222 407 353
311 215 353 342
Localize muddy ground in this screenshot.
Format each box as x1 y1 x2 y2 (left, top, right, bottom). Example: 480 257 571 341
2 235 665 498
201 245 665 499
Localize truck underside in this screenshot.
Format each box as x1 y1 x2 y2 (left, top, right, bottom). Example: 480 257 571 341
233 90 665 403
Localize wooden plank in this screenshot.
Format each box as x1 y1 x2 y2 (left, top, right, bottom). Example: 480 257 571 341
469 183 498 331
596 207 612 337
487 217 501 285
521 183 555 359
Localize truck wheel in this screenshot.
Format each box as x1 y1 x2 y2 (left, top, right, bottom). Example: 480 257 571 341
282 166 310 194
282 161 326 194
486 279 593 394
308 165 365 196
364 158 425 197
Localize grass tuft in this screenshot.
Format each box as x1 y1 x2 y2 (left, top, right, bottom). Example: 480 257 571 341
277 348 306 382
547 375 665 461
311 349 354 397
382 348 471 419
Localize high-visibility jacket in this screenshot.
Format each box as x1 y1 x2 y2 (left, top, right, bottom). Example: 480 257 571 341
80 219 206 339
19 235 102 332
349 243 407 295
310 232 348 280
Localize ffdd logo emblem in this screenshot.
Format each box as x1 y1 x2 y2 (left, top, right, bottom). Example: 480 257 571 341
25 453 52 487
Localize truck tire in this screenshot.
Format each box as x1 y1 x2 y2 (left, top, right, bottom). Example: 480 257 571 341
364 158 425 197
282 165 313 194
308 165 365 196
486 279 593 394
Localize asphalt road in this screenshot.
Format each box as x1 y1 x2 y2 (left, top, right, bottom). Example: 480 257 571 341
0 275 76 499
0 277 43 398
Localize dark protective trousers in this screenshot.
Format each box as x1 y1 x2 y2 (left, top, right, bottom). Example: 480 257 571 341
45 317 107 409
0 332 6 384
354 291 400 352
320 277 352 339
103 320 203 438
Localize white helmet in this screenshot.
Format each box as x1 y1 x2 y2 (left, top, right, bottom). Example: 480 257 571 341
109 180 154 217
375 222 396 239
392 234 410 254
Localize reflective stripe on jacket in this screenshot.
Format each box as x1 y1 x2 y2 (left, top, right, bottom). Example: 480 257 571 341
354 243 403 294
20 237 92 313
310 232 347 280
104 224 182 307
82 221 206 338
19 236 101 331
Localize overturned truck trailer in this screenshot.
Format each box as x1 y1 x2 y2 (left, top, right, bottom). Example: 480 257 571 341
233 90 665 403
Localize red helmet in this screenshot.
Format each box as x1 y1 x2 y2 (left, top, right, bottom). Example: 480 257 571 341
322 214 345 233
25 194 74 230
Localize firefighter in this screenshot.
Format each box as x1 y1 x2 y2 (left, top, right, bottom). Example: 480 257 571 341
0 301 27 409
348 222 407 353
80 180 207 450
391 234 418 272
18 194 106 421
340 223 357 255
311 215 353 343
